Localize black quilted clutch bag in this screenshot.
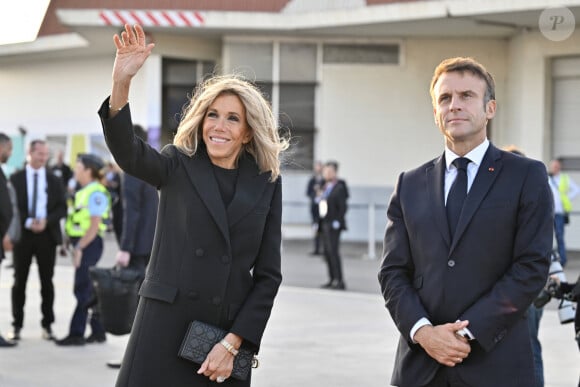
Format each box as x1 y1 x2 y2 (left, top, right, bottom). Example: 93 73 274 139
178 320 256 381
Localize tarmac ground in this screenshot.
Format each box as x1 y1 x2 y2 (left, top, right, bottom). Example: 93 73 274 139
0 233 578 387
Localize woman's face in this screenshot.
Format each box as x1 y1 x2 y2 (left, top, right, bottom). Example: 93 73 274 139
73 161 90 186
202 93 252 169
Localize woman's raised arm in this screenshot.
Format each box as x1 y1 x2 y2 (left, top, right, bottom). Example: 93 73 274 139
109 24 155 116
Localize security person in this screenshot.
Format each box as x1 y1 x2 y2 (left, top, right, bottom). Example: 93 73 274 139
56 153 110 346
548 158 579 267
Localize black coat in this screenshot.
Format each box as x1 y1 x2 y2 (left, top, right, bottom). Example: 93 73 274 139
99 100 282 387
379 145 553 387
10 168 66 246
0 167 13 260
119 172 158 256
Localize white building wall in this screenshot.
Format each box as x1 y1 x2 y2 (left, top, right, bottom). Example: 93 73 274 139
0 56 113 139
318 38 509 188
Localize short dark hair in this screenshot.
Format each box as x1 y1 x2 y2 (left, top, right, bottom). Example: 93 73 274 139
430 56 495 108
133 124 148 141
29 139 46 151
0 132 10 144
325 160 339 172
77 153 105 178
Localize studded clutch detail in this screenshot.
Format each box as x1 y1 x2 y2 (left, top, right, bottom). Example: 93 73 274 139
178 320 257 381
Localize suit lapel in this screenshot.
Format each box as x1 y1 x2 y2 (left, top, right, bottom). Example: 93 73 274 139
450 144 502 253
13 171 28 218
181 149 230 246
427 154 451 246
227 152 271 228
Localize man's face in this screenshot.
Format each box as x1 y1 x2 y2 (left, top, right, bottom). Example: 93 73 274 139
0 140 12 164
28 142 49 169
549 160 561 175
323 165 336 182
433 71 496 146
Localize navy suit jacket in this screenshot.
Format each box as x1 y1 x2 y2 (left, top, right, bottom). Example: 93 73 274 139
10 167 66 246
379 144 553 387
119 172 158 256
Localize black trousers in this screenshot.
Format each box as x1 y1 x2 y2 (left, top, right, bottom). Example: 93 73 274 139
422 366 471 387
12 229 57 329
128 253 149 274
321 222 344 283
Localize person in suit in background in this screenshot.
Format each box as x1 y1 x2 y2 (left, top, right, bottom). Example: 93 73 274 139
378 57 553 387
3 169 21 267
547 158 579 268
98 24 288 386
0 132 16 347
319 160 349 290
306 160 324 255
106 124 159 369
9 139 67 342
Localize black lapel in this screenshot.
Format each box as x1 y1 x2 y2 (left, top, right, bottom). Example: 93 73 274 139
13 171 28 218
450 144 502 254
227 152 271 228
181 148 230 246
427 154 451 246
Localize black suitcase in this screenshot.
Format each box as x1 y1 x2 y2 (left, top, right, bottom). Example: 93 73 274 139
89 266 144 335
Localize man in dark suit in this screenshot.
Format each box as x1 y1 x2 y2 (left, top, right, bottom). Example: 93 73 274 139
106 124 158 368
378 57 553 387
9 139 66 341
0 132 16 347
319 160 349 290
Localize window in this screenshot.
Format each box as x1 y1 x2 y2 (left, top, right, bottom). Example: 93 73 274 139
279 43 317 170
228 43 273 81
161 58 215 144
225 41 318 170
323 43 399 64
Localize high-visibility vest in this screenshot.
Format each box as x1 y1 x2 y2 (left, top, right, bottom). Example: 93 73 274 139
65 182 110 238
559 174 573 213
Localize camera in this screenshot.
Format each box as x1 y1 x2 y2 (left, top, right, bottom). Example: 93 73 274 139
533 252 576 324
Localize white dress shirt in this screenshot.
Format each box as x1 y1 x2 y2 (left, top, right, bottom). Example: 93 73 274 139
25 165 48 228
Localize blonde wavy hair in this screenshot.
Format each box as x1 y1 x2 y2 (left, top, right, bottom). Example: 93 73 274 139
173 75 289 181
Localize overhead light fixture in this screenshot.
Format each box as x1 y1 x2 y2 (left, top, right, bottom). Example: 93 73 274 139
0 0 51 45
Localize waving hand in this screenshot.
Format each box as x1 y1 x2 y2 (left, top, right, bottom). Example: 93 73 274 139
109 24 155 114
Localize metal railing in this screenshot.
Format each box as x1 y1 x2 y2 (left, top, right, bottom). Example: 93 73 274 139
282 200 387 259
283 205 580 259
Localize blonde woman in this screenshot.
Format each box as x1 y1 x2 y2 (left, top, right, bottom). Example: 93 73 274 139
98 24 288 387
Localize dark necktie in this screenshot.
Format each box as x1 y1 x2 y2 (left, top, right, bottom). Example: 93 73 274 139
30 172 38 219
446 157 470 238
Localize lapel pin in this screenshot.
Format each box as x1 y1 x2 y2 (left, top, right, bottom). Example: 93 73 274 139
488 167 494 172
